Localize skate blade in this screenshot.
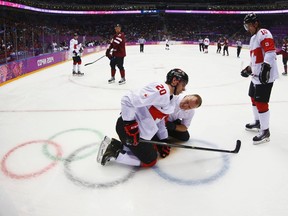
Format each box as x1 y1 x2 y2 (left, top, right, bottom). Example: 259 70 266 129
97 136 111 163
245 128 260 132
253 137 270 145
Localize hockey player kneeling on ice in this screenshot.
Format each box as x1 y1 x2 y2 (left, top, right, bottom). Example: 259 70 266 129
241 13 279 144
70 33 84 76
165 94 202 142
97 69 189 167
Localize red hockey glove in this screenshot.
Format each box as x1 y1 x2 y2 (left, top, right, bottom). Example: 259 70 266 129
157 144 171 158
124 120 139 146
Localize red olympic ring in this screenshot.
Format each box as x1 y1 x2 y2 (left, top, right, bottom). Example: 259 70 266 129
1 140 62 179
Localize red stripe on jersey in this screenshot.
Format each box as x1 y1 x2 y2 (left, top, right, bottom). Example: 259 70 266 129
149 106 168 121
74 44 77 49
260 38 275 52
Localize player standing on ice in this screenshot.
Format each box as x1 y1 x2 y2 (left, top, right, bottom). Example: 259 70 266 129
276 38 288 76
165 39 170 50
203 36 210 53
222 37 229 56
106 24 126 85
70 33 84 76
97 69 189 167
138 36 146 53
241 13 279 144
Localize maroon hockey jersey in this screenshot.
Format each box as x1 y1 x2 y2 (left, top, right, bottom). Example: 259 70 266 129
109 32 126 57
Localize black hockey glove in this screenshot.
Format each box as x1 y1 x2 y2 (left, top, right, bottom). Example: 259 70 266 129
105 49 112 60
123 120 139 146
241 66 252 77
73 50 78 56
79 47 84 53
259 62 271 84
166 121 176 131
156 141 171 158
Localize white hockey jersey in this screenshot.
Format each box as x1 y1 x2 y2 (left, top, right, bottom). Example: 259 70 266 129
138 38 146 44
249 28 279 84
204 37 210 46
69 38 82 57
121 82 176 140
168 94 195 128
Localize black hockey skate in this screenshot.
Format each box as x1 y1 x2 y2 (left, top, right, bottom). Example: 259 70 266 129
245 120 260 132
77 71 84 76
118 78 126 85
282 72 287 76
72 71 77 76
97 136 123 165
108 77 115 84
253 129 270 145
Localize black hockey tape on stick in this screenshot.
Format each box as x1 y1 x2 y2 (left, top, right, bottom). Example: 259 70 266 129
141 139 241 154
84 55 105 66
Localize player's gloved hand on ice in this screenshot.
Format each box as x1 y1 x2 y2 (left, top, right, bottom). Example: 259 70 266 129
241 66 252 77
259 62 271 84
166 121 176 131
156 140 171 158
124 120 139 146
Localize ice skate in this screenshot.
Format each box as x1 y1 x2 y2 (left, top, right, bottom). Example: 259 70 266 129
118 78 126 85
72 71 77 76
108 77 115 84
253 129 270 145
282 72 287 76
77 71 84 76
245 120 260 132
97 136 123 166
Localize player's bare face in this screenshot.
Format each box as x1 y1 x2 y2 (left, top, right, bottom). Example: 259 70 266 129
174 81 186 95
179 96 198 110
115 27 121 33
244 23 257 35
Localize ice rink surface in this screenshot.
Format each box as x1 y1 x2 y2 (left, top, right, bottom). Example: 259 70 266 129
0 44 288 216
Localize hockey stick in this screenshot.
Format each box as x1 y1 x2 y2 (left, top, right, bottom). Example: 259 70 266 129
84 55 105 66
141 139 241 154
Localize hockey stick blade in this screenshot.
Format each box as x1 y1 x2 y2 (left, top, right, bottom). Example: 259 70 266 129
232 140 241 153
141 139 241 154
84 55 105 66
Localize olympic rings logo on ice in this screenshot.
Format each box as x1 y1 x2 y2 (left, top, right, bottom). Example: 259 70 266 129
1 128 230 188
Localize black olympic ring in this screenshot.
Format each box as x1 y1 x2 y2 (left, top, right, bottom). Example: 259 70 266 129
63 143 138 189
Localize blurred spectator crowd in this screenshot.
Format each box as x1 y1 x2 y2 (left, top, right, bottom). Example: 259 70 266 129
0 8 287 64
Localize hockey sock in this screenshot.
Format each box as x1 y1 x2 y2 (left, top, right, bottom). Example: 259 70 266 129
115 151 141 166
252 105 259 122
77 64 81 72
73 65 76 71
259 111 270 130
111 69 116 77
120 69 125 78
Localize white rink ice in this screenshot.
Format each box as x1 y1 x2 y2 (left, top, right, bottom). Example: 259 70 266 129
0 44 288 216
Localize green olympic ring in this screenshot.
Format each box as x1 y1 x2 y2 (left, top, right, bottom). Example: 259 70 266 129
43 128 103 161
